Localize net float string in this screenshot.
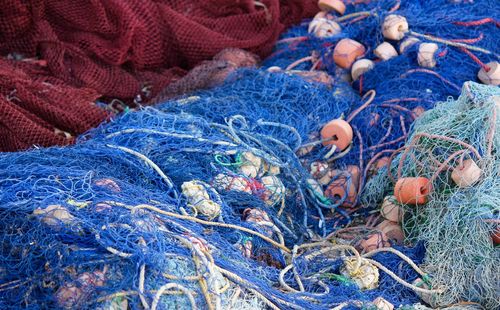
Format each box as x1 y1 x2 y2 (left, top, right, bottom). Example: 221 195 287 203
399 69 461 92
459 47 492 72
452 18 500 28
386 132 483 183
449 33 484 44
408 31 499 58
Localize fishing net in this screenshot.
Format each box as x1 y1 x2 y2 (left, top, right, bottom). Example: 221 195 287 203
0 75 433 308
0 59 109 152
1 0 319 99
264 0 499 174
0 0 318 152
1 0 499 309
362 82 500 309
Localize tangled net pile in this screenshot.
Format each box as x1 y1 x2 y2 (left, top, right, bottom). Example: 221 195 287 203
1 0 499 309
1 74 431 309
0 0 318 151
363 82 500 309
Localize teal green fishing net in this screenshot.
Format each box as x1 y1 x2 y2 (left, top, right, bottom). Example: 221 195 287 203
363 82 500 309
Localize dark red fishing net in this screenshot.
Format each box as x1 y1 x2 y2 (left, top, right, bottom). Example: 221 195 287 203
0 0 318 151
0 59 109 151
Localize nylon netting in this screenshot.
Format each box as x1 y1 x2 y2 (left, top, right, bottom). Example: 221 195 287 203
0 0 499 309
0 0 318 152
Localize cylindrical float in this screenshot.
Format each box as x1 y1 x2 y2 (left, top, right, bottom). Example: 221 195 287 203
394 177 431 205
320 119 353 150
333 39 366 69
451 159 481 188
376 220 404 244
478 61 500 86
382 15 409 40
359 231 390 253
325 166 360 207
374 42 398 61
380 195 404 223
318 0 346 15
351 59 374 81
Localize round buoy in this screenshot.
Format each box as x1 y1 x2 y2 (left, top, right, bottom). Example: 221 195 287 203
394 177 431 205
380 196 404 223
451 159 481 188
382 15 409 41
418 43 439 68
374 42 398 61
325 169 358 207
308 18 341 38
320 119 353 150
478 61 500 86
359 231 390 253
376 220 404 244
333 38 366 69
351 59 374 81
318 0 346 15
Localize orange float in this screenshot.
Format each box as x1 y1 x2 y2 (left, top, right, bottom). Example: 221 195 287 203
412 106 425 119
359 231 390 253
333 39 366 69
376 220 404 244
394 177 431 205
491 226 500 246
318 0 346 15
320 119 353 150
325 166 359 207
375 156 391 170
347 165 360 185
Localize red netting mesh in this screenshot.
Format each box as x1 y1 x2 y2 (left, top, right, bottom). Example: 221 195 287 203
0 59 109 151
0 0 318 151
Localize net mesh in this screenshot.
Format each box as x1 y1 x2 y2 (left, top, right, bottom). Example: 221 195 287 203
0 76 426 309
0 0 499 309
0 0 318 152
362 82 500 309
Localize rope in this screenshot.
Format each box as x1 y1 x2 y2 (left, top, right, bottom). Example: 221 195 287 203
453 18 500 27
459 47 491 71
151 283 197 310
131 204 291 253
409 31 499 58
